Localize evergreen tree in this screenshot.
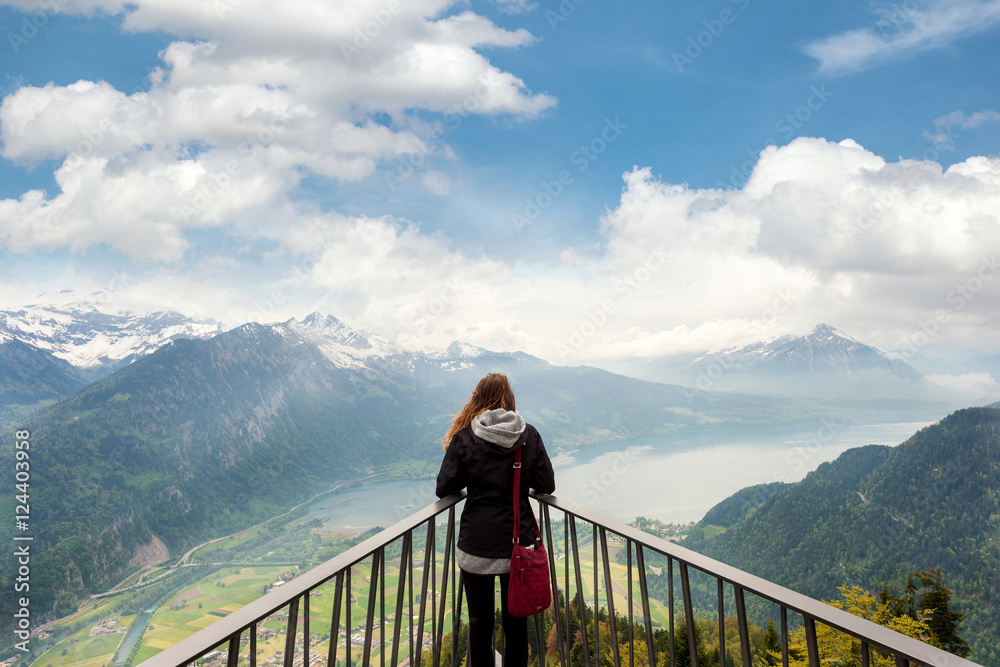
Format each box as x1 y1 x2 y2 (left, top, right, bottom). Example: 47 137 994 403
754 619 781 667
911 568 971 658
674 614 713 667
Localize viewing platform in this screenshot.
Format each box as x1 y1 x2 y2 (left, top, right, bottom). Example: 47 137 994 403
137 492 981 667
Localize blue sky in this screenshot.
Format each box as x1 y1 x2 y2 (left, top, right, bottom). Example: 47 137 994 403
1 0 999 371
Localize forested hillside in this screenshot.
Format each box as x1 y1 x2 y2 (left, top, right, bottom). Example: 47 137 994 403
683 407 1000 664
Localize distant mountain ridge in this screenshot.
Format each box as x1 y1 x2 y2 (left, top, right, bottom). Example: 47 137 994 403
612 323 954 400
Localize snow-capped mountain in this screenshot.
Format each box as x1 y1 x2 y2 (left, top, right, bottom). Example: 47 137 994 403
683 323 930 398
271 313 543 376
0 294 223 380
278 312 406 370
692 323 922 382
612 323 946 400
0 293 549 407
3 294 979 419
423 341 542 372
0 295 539 406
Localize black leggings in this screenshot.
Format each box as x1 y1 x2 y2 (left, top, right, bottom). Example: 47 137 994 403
461 570 528 667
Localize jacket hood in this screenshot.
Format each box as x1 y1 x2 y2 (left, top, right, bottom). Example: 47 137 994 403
471 409 526 449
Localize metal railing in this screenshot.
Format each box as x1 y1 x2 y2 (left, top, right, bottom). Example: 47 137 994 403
138 492 982 667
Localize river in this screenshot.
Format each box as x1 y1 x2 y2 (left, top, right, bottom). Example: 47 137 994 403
295 421 933 530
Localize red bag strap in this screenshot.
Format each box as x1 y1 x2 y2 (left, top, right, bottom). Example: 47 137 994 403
512 448 522 542
512 448 542 545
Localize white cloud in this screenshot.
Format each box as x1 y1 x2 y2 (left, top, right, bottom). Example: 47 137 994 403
422 170 451 195
935 109 1000 130
925 109 1000 150
804 0 1000 74
493 0 538 15
0 0 554 259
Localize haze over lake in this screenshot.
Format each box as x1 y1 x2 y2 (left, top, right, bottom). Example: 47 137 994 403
299 421 932 531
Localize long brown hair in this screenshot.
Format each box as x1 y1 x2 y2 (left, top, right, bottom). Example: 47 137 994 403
443 372 516 448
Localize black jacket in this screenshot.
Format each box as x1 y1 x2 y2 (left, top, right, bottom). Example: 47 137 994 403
436 423 556 558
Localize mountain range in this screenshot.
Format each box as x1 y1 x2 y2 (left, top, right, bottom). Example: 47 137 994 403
0 303 847 629
0 297 984 639
2 297 990 422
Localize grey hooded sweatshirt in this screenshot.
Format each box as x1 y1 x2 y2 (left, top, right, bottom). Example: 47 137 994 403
436 408 556 574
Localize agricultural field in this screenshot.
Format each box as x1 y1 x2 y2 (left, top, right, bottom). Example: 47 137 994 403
134 566 293 664
32 633 123 667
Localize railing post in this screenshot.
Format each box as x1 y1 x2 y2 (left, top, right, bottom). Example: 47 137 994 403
635 545 656 667
599 527 621 667
541 503 567 667
303 591 310 667
454 572 465 667
431 521 438 664
346 568 352 667
564 512 571 662
283 596 299 667
226 631 240 667
593 525 601 666
361 548 381 667
680 562 699 667
627 539 634 667
380 546 386 667
327 572 345 667
668 558 674 667
781 606 789 667
409 530 416 667
569 515 592 667
717 579 725 667
434 507 455 667
414 520 435 667
804 616 820 667
734 585 752 667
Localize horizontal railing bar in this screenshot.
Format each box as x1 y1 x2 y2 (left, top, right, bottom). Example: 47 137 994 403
532 492 980 667
139 492 465 667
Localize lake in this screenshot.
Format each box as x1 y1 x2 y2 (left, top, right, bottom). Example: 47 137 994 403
296 421 933 531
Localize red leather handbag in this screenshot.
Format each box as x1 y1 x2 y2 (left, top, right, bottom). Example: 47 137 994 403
508 448 552 617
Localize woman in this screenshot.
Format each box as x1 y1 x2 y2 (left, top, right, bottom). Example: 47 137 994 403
436 372 555 667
